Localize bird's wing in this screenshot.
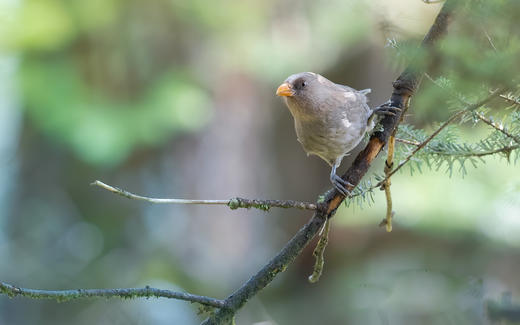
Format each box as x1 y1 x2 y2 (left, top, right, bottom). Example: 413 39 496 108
332 83 357 93
332 82 370 96
318 78 372 115
332 85 372 117
358 88 371 95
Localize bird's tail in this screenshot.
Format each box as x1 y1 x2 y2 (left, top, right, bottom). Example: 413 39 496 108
358 88 371 95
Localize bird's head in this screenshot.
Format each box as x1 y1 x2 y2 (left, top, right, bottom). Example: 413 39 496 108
276 72 330 117
276 72 317 98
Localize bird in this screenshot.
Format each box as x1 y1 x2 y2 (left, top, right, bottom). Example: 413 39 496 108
276 72 381 196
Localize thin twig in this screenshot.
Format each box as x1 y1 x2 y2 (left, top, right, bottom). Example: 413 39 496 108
424 72 469 105
499 94 520 107
475 112 520 144
381 135 395 232
425 72 520 109
425 72 520 114
308 218 331 283
385 111 464 179
0 282 225 308
424 72 520 145
481 26 498 53
434 145 520 158
395 137 421 146
91 180 317 211
379 91 412 232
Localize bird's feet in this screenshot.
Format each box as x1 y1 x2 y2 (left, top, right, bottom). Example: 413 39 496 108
330 174 353 197
374 102 402 117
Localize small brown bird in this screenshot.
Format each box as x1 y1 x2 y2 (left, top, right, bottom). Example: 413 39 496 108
276 72 376 196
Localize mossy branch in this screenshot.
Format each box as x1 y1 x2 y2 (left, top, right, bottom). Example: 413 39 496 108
0 281 225 308
308 218 331 283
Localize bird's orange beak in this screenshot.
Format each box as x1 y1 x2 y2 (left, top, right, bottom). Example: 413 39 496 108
276 82 294 97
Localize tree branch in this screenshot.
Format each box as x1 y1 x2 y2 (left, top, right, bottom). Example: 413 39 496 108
0 281 225 308
203 1 456 324
91 180 317 211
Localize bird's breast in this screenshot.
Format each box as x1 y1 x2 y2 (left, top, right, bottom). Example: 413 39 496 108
284 88 372 165
295 116 367 165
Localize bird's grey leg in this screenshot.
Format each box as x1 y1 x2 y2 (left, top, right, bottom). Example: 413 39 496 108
330 163 353 197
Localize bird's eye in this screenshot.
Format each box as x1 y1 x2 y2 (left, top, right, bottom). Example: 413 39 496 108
301 81 306 88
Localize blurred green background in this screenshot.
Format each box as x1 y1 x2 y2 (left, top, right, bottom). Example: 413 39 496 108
1 0 519 324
